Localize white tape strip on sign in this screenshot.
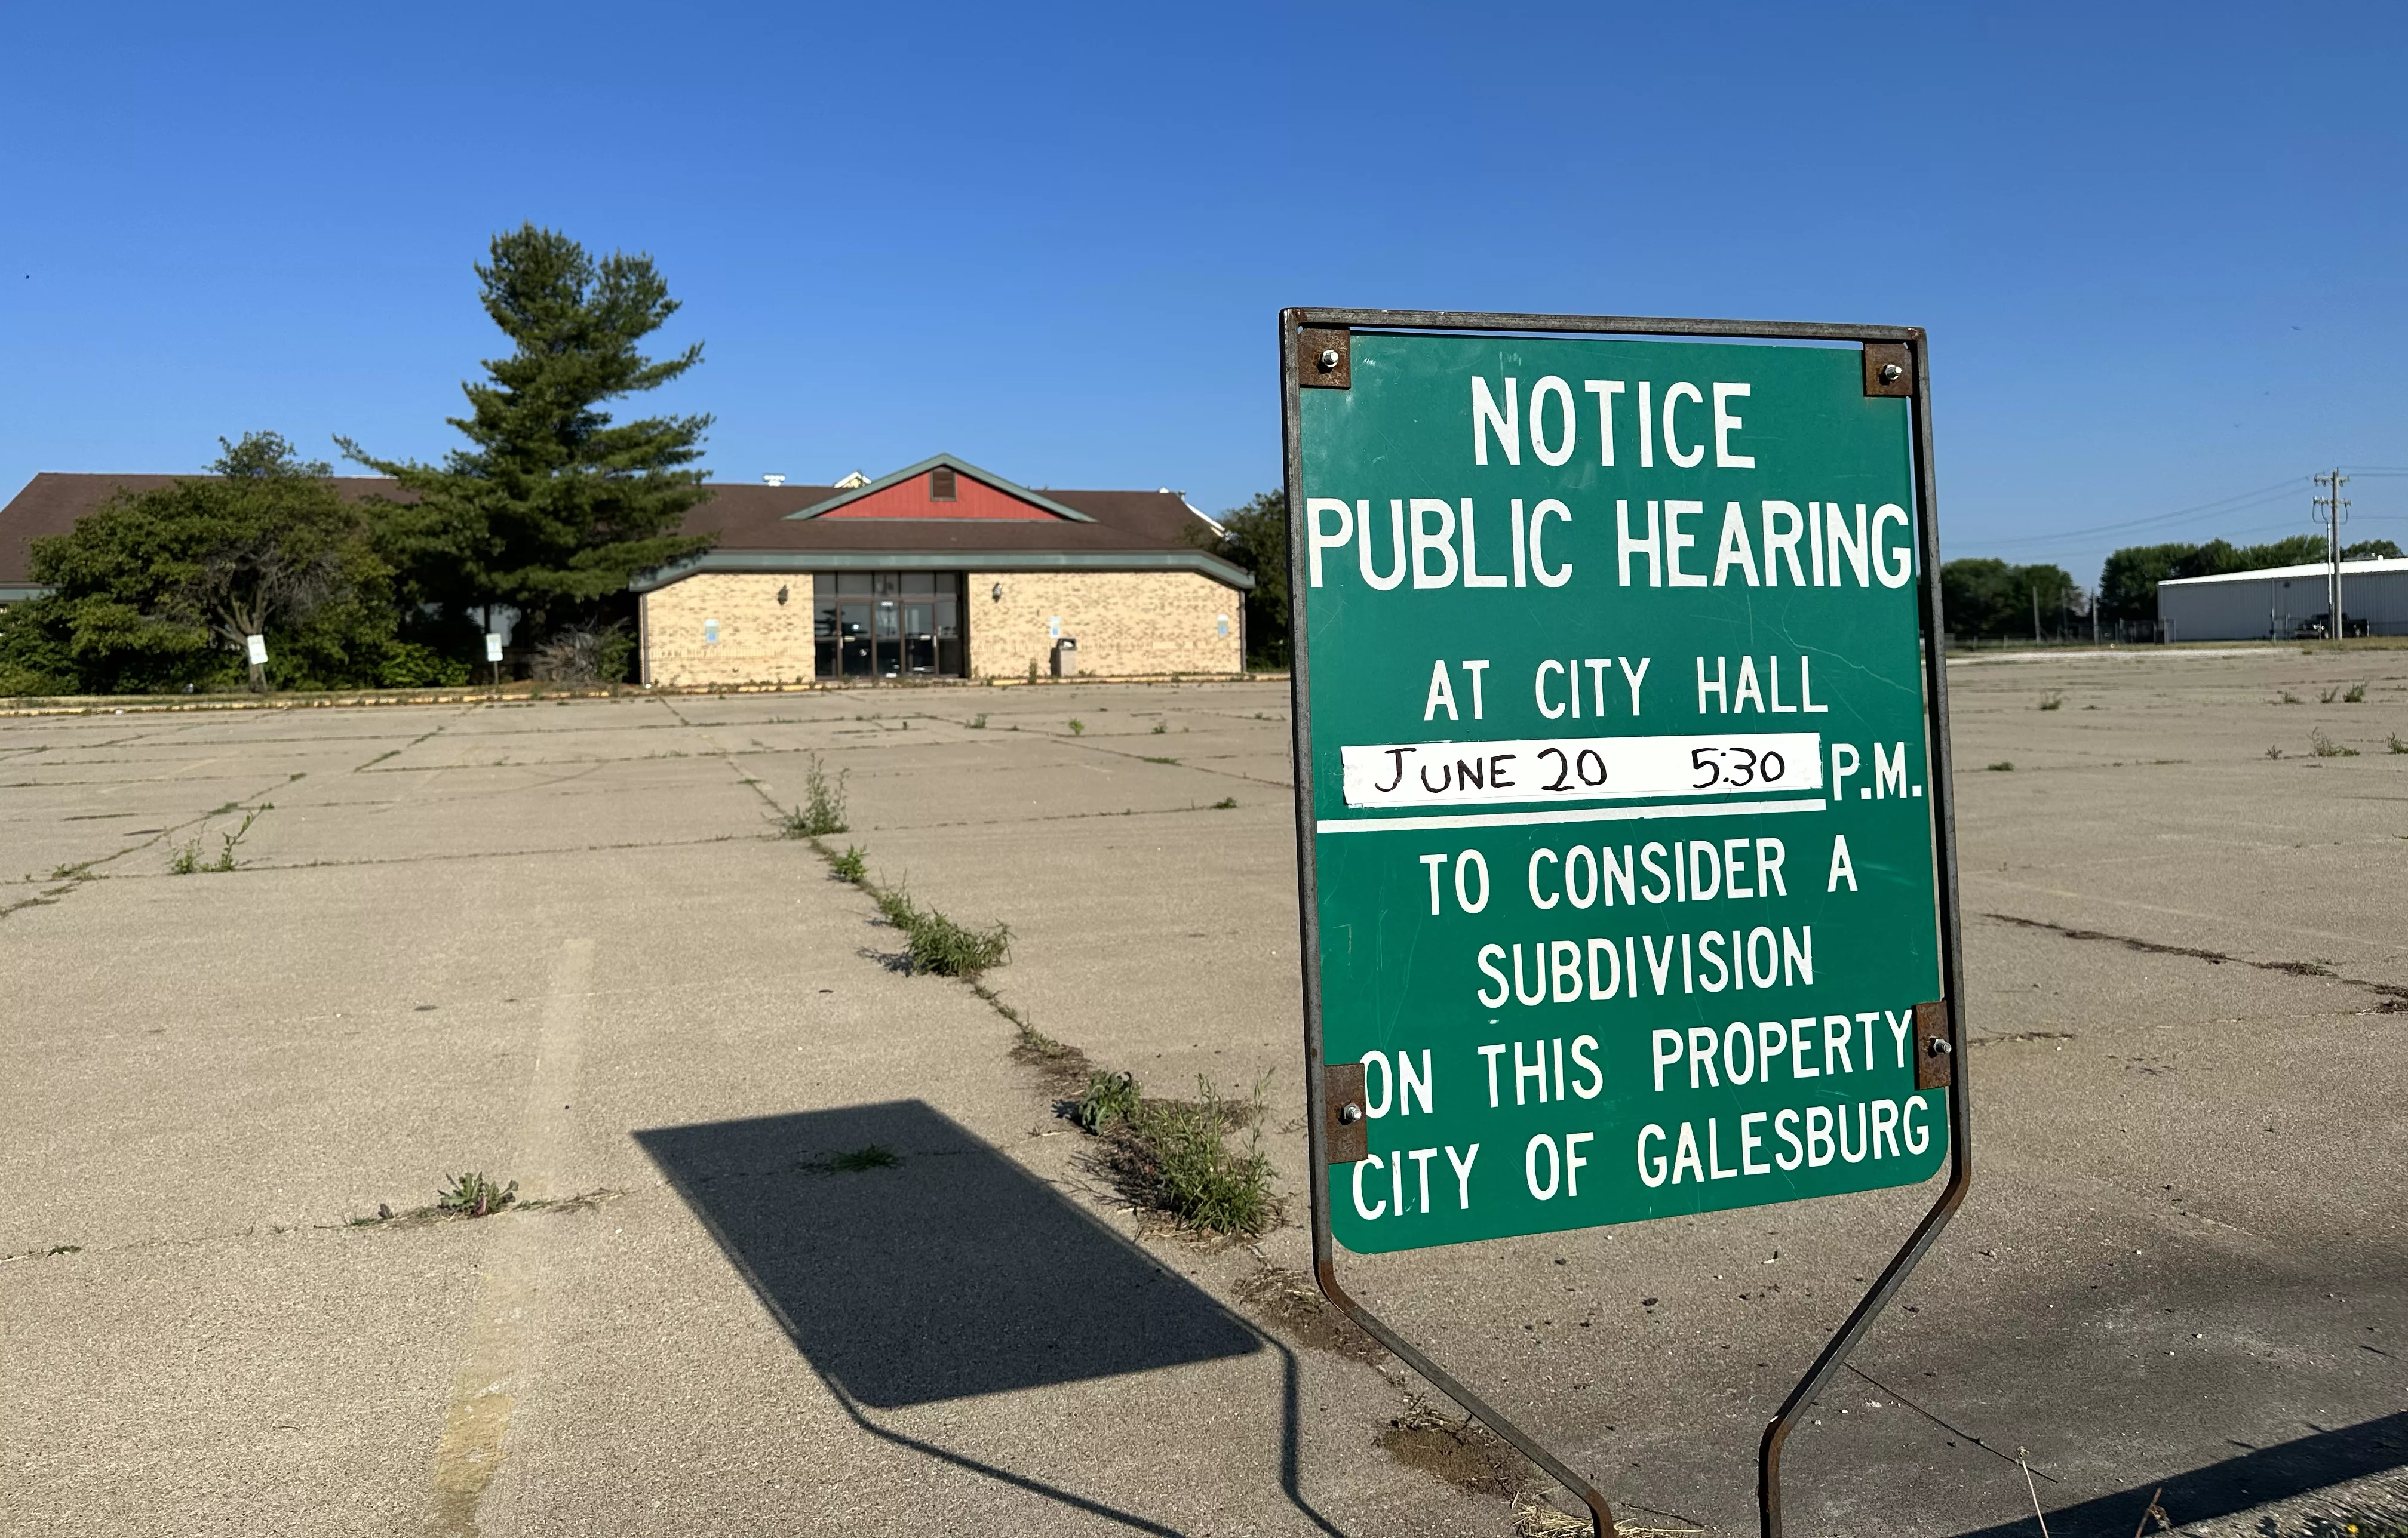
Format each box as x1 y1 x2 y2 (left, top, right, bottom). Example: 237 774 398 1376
1340 732 1823 811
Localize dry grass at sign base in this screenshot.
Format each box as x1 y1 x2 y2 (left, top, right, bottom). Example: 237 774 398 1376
1380 1398 1528 1500
1232 1263 1386 1365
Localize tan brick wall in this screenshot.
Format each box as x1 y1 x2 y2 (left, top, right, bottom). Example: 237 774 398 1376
640 568 1246 686
967 570 1243 679
640 573 816 687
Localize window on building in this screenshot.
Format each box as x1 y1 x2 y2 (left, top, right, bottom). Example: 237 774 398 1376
930 466 957 502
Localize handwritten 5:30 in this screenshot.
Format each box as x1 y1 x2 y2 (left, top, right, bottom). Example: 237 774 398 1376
1690 745 1787 789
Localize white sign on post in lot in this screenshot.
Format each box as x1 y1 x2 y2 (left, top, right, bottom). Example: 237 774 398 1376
244 635 268 666
485 633 504 663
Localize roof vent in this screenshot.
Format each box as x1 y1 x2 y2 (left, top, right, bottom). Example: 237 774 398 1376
833 470 870 490
762 473 787 486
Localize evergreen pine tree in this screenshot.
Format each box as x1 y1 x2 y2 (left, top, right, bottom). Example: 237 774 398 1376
343 225 715 646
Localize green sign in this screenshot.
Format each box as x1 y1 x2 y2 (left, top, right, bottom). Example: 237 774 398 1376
1291 328 1950 1255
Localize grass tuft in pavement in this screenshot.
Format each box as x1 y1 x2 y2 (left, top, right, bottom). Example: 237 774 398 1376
871 884 1012 977
1077 1070 1279 1238
826 1144 900 1173
828 845 867 883
435 1172 517 1217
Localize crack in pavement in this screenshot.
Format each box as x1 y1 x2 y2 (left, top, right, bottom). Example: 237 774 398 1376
1980 912 2408 1010
1842 1362 2063 1483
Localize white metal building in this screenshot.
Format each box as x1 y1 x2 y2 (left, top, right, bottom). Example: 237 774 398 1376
2157 556 2408 641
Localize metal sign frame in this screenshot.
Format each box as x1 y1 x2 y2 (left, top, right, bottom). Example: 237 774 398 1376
1279 306 1973 1538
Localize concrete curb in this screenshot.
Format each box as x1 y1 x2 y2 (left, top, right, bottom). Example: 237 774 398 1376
0 672 1287 718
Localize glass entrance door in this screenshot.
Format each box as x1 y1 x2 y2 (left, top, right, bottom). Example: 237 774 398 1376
816 572 967 680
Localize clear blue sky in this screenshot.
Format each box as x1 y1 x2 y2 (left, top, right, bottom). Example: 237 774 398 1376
5 2 2403 586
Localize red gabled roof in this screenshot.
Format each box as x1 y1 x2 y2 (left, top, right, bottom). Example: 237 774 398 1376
810 469 1058 521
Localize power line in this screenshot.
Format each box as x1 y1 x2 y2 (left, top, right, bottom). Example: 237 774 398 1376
1974 478 2311 549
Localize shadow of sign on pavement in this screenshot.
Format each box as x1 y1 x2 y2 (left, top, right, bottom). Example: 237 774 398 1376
635 1099 1354 1538
634 1099 1263 1408
1954 1410 2408 1538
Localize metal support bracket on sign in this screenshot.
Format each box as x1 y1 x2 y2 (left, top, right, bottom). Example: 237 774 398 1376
1298 327 1350 388
1323 1062 1368 1163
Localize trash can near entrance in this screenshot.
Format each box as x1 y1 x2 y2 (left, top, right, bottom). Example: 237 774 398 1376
1052 638 1079 678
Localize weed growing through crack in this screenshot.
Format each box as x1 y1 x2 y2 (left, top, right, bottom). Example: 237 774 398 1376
2281 691 2303 705
873 885 1012 976
781 755 849 836
2312 730 2358 758
968 713 987 729
1141 755 1180 765
435 1172 518 1217
2345 681 2369 703
1067 718 1085 736
2267 745 2285 760
1083 1072 1276 1237
208 808 261 872
170 840 202 874
1988 761 2014 771
1151 721 1168 734
2321 685 2342 704
2391 733 2408 755
1212 796 1238 810
826 1144 901 1172
828 845 867 883
1077 1071 1141 1132
1147 1077 1276 1236
2037 691 2063 710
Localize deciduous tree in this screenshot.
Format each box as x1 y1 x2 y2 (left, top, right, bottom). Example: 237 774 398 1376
0 433 398 695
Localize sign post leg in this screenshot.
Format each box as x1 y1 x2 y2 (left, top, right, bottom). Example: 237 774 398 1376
1761 349 1970 1537
1312 1241 1619 1536
1755 1059 1970 1537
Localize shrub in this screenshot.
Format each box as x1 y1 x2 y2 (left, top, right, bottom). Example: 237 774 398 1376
377 641 471 688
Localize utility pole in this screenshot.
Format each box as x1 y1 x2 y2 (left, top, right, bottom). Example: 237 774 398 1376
2314 469 2351 639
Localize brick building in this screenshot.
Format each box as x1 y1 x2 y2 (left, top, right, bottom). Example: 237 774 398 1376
0 454 1255 684
641 454 1253 685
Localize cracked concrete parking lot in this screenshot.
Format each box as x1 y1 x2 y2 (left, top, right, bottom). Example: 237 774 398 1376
2 649 2405 1537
